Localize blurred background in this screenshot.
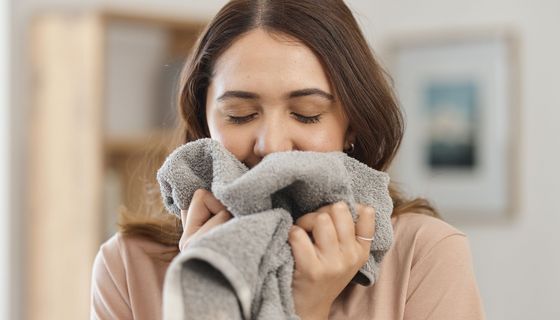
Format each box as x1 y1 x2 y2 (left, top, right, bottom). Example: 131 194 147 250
1 0 559 319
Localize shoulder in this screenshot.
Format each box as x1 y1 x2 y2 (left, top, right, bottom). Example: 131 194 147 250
91 234 131 314
391 212 465 236
97 232 175 259
92 232 177 290
386 213 485 318
390 213 469 267
91 233 178 319
94 232 177 273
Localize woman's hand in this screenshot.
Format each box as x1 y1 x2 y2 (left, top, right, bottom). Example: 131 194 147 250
288 201 376 320
179 188 233 251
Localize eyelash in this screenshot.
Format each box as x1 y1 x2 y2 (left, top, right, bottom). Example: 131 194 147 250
226 113 322 124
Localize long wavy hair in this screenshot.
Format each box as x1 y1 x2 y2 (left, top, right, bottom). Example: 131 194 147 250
118 0 441 249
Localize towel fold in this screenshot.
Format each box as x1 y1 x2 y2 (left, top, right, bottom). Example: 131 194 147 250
158 138 393 320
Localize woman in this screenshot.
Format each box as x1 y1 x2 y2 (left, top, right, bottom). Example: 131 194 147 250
91 0 486 319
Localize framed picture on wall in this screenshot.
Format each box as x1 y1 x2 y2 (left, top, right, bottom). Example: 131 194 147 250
385 29 520 224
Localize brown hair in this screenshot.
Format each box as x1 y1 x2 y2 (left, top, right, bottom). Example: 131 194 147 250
119 0 441 249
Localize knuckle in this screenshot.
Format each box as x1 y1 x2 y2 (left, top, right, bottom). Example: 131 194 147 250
316 212 331 225
288 226 303 240
288 229 297 242
330 261 346 275
361 252 370 265
220 210 233 220
317 203 332 212
192 188 209 200
213 211 225 221
364 206 376 215
347 250 361 265
294 215 305 225
334 201 347 211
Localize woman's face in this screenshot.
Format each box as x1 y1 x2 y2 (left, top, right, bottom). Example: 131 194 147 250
206 28 354 168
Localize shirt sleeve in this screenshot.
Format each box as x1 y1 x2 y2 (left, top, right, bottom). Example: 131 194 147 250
404 234 486 320
90 236 133 320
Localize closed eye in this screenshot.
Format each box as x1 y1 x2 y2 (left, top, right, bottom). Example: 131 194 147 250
226 113 257 124
226 113 323 124
292 113 322 124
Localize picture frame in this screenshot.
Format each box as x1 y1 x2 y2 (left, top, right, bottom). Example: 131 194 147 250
384 29 520 224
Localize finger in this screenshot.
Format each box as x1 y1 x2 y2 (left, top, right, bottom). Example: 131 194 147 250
179 232 188 252
197 210 233 234
180 210 233 251
296 211 338 253
288 225 319 271
294 202 334 228
180 209 188 230
297 202 354 247
327 201 356 248
295 211 321 230
191 188 228 214
295 203 338 243
184 189 227 233
354 204 376 249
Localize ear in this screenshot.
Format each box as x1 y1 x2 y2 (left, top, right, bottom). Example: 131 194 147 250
344 126 357 149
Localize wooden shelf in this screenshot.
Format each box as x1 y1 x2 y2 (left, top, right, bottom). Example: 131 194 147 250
28 11 202 320
105 130 176 156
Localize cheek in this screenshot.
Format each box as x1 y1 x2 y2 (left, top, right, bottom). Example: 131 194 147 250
207 120 253 160
313 134 344 151
298 124 346 152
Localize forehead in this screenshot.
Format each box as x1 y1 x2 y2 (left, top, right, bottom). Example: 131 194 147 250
210 29 333 94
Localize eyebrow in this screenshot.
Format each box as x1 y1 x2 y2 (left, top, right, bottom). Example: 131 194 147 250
216 88 335 102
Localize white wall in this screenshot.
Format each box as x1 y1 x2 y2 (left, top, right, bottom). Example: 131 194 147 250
10 0 560 319
0 0 9 319
348 0 560 318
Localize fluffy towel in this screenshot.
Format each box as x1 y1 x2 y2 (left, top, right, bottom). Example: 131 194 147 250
158 138 393 320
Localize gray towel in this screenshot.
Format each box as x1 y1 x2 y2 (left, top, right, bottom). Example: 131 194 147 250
158 138 393 320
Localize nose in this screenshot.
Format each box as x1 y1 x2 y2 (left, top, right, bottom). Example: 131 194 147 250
253 116 295 159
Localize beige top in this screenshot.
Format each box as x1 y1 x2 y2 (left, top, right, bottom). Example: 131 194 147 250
90 213 486 319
